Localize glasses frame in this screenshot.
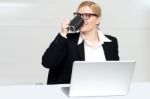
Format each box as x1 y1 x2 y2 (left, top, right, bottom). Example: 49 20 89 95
74 12 98 20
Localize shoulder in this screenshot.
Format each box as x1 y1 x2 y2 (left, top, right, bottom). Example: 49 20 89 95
105 34 118 42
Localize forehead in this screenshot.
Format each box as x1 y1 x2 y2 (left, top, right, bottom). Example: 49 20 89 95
77 6 93 13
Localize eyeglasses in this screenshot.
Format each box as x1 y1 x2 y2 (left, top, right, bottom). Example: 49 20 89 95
74 12 98 20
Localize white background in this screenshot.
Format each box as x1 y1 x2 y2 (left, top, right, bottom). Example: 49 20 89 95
0 0 150 84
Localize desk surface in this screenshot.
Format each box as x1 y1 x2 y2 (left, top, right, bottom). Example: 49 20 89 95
0 82 150 99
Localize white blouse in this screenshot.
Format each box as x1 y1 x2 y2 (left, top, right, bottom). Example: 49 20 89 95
78 30 111 62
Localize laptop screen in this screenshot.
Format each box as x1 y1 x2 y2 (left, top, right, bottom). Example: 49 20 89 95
69 61 135 96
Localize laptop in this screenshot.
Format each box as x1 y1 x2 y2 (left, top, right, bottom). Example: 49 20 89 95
62 61 135 97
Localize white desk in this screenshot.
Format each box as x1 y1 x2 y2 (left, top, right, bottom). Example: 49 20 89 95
0 83 149 99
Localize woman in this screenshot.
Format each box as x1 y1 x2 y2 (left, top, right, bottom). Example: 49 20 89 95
42 1 119 84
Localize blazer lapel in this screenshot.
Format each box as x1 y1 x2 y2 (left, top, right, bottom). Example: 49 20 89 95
69 33 85 61
76 41 85 61
102 42 110 60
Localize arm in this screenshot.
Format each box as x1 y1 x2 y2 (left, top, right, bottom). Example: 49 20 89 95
42 18 71 69
42 19 71 68
42 33 68 69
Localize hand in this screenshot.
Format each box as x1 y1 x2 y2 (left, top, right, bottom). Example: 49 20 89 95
61 19 70 36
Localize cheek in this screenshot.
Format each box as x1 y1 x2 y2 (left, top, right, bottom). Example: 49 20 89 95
79 25 88 32
79 26 86 32
85 21 96 28
79 22 87 29
79 24 91 32
79 20 96 32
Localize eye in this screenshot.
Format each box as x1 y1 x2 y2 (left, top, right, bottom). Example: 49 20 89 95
77 13 82 16
84 13 90 17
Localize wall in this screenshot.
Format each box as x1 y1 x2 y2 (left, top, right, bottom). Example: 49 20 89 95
0 0 150 84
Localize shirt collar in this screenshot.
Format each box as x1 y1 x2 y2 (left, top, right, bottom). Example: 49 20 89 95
78 30 111 45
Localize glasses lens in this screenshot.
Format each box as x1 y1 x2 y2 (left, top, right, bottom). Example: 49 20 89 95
82 13 90 19
73 13 98 20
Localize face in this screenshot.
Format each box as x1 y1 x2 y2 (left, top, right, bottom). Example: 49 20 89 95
77 6 100 33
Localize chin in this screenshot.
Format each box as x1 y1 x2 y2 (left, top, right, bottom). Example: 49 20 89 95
79 28 87 33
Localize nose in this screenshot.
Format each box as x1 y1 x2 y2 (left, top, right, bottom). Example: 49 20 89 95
83 20 87 25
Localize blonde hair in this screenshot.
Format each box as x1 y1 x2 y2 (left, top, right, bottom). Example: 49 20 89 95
77 1 101 17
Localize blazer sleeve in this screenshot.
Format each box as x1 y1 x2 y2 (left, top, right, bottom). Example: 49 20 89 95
42 33 68 69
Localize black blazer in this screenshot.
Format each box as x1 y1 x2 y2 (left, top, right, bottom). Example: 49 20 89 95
42 33 119 84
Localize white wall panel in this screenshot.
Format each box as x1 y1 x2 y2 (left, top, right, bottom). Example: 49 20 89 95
0 0 149 84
